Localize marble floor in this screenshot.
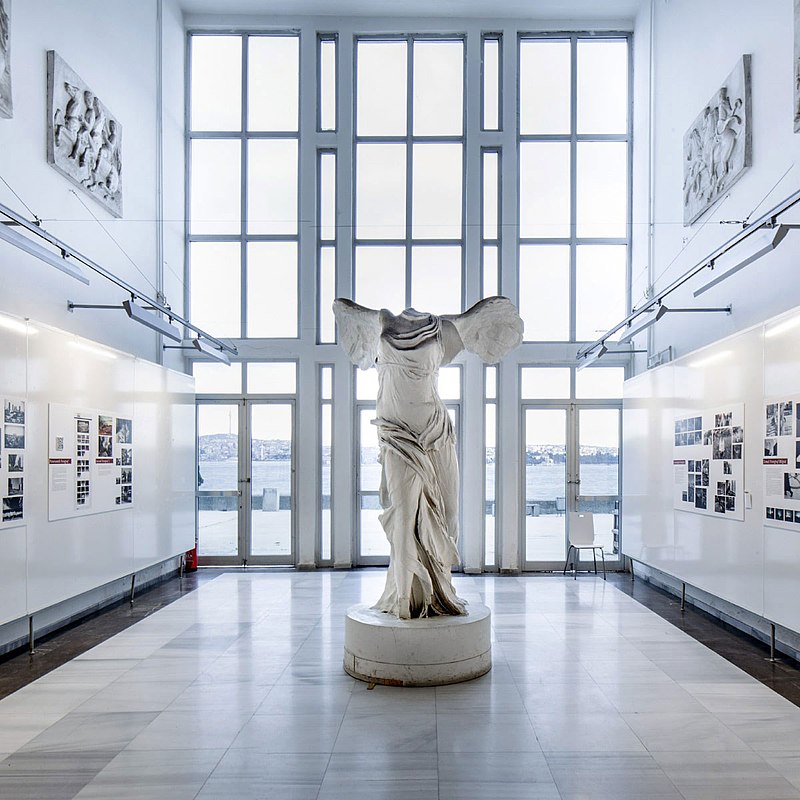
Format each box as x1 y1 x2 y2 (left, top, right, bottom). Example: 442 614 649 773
2 571 800 799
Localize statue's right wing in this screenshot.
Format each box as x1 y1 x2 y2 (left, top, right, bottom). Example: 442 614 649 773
332 298 382 370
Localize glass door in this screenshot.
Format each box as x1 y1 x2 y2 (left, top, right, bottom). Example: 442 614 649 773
522 403 622 570
523 407 569 568
197 402 242 563
197 400 295 565
576 407 621 564
249 401 295 564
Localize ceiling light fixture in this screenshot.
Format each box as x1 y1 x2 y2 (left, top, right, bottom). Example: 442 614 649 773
0 222 89 285
693 224 800 297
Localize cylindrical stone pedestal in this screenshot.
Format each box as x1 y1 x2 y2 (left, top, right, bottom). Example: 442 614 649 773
343 603 491 687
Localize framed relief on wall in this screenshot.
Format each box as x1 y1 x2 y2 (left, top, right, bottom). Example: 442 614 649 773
46 50 123 217
683 55 752 226
0 0 11 119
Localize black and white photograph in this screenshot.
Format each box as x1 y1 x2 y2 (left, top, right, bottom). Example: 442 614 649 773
688 487 695 503
712 428 732 460
784 472 800 499
0 0 11 119
8 476 22 496
702 459 710 486
115 417 132 444
695 488 707 510
765 438 779 457
120 467 132 485
682 491 688 502
787 510 796 523
714 495 726 514
76 419 90 434
725 479 736 497
98 415 113 436
704 429 712 446
732 443 743 460
780 402 794 437
777 508 785 521
726 495 735 512
4 424 23 449
121 485 132 504
4 399 24 424
76 458 89 476
97 436 112 458
8 453 22 472
715 413 723 428
766 506 775 520
766 404 779 437
796 439 800 467
2 496 22 522
723 461 732 475
732 426 743 444
717 481 726 496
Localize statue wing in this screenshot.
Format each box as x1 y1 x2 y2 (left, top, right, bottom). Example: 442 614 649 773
333 298 382 370
443 296 524 364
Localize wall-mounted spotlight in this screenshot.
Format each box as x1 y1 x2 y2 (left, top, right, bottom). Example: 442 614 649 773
618 303 732 344
693 224 800 297
617 305 667 343
68 299 182 343
577 344 608 370
193 337 231 366
122 299 182 342
0 222 89 285
163 338 232 366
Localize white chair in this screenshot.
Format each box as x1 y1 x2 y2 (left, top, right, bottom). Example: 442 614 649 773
563 511 606 580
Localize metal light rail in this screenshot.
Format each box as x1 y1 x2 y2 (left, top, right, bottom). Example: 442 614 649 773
0 199 238 357
577 186 800 360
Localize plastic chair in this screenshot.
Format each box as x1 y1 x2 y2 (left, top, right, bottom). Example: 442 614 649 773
563 511 606 580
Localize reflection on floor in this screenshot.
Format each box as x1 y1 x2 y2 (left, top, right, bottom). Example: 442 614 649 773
1 572 800 799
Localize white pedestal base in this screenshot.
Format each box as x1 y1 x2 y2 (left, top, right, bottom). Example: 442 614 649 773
343 603 492 687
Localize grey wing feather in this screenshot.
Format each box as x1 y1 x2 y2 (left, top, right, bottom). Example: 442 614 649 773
445 296 523 364
333 298 382 370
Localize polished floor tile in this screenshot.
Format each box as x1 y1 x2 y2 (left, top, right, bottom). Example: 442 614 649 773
0 571 799 799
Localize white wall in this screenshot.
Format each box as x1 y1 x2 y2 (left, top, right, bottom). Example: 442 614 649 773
623 304 800 636
0 0 173 363
0 311 195 628
629 0 800 363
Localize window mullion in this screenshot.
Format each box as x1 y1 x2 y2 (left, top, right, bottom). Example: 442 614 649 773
240 34 249 339
569 34 578 344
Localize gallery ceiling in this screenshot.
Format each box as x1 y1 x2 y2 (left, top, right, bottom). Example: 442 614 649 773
179 0 644 21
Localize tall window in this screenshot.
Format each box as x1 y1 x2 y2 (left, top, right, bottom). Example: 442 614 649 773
188 33 300 339
354 37 465 314
518 34 630 343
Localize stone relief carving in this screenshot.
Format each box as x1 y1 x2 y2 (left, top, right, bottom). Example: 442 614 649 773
334 296 523 619
47 51 122 217
0 0 11 119
795 0 800 132
683 55 751 226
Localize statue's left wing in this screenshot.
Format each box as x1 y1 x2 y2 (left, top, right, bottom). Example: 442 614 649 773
443 296 524 364
332 298 382 370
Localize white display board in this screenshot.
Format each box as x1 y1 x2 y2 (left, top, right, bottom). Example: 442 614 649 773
48 403 134 520
1 396 26 528
673 403 745 520
763 396 800 530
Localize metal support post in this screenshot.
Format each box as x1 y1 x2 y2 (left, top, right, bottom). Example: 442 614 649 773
681 582 686 612
130 573 136 605
28 616 35 655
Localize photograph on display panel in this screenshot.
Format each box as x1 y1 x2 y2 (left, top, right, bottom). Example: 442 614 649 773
763 395 800 531
673 403 745 520
48 403 134 520
0 396 25 528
